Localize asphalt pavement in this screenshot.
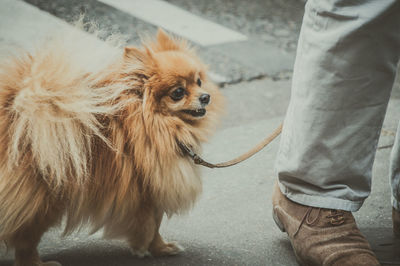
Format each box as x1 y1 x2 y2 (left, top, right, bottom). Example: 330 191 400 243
0 0 399 265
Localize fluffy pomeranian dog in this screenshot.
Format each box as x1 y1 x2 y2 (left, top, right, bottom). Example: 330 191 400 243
0 27 223 265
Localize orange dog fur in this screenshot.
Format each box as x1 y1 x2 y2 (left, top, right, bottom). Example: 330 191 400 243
0 29 224 265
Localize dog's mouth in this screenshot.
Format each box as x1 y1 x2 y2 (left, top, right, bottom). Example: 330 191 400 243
182 108 206 117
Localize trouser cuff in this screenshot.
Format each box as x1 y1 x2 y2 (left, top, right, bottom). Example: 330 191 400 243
278 182 365 212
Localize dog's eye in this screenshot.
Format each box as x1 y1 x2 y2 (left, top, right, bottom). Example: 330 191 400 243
197 78 202 87
171 87 185 101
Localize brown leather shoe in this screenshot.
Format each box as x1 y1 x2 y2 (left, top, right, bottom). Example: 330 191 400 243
272 182 380 266
393 207 400 238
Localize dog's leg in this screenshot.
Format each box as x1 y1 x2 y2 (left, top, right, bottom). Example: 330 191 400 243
148 210 183 257
127 208 182 257
8 203 63 266
127 207 157 258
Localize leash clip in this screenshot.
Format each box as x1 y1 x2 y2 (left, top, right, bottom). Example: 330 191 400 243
178 142 196 158
178 142 204 165
177 123 283 169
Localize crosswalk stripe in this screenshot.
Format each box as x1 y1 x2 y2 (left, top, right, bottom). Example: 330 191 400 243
0 0 228 84
0 0 104 54
97 0 248 46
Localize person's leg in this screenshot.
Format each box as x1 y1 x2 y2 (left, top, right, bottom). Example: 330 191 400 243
390 121 400 237
272 0 400 265
275 0 400 212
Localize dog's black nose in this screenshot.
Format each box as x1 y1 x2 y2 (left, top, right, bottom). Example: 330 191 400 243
199 94 210 105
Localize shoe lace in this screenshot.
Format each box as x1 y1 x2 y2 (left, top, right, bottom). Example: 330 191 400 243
293 208 346 237
294 207 321 237
326 209 345 225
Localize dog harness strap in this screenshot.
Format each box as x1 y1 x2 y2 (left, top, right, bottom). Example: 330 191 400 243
179 123 283 169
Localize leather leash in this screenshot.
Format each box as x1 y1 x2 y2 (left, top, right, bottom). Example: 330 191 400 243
179 123 283 168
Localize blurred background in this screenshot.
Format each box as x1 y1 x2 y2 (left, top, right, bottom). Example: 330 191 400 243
0 0 399 265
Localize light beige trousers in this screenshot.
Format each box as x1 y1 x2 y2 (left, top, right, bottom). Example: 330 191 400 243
275 0 400 211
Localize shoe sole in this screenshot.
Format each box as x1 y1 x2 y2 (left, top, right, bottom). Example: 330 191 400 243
272 208 286 233
272 208 307 266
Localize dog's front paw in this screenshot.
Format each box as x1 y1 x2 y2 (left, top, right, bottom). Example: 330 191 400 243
151 241 184 257
131 249 151 258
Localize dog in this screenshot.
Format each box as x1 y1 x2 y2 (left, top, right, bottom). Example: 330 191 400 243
0 28 224 265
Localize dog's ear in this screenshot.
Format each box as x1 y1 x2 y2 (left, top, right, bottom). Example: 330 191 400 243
124 46 152 62
154 28 188 52
124 46 156 74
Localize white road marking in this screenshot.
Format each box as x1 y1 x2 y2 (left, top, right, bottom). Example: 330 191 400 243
0 0 109 55
208 71 229 85
0 0 228 83
97 0 248 46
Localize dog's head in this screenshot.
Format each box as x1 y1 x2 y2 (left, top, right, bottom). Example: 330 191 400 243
123 29 223 124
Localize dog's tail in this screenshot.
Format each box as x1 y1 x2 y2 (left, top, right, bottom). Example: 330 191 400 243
0 39 125 187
